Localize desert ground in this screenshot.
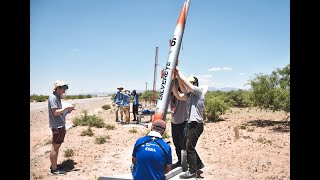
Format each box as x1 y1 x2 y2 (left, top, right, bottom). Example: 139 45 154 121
30 96 290 180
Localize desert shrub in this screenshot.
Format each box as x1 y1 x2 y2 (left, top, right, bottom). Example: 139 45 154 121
95 136 109 144
102 104 111 110
105 124 115 130
30 94 49 102
225 90 253 108
81 127 94 136
204 97 230 122
256 137 272 145
44 138 52 145
249 64 290 113
129 128 137 133
73 110 105 128
64 94 92 100
64 148 74 158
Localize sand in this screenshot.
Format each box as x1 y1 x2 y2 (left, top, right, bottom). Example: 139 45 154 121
30 96 290 180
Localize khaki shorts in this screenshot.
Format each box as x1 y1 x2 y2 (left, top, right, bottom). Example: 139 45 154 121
51 127 66 144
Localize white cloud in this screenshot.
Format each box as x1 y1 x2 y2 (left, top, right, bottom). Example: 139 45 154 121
195 74 212 84
72 49 80 52
72 49 80 56
208 67 232 72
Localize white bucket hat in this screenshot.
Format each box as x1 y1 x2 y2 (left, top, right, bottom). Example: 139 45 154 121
53 80 68 91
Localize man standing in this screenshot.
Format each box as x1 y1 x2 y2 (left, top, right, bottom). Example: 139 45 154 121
131 89 141 121
172 66 205 179
122 90 131 124
47 80 75 175
113 87 124 122
131 120 172 180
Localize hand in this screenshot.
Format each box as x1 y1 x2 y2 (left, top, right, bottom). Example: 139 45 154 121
68 104 75 111
174 66 180 78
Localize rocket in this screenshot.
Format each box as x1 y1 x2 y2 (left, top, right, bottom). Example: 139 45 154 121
152 0 191 124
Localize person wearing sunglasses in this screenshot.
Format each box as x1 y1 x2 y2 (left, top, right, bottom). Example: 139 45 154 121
47 80 75 175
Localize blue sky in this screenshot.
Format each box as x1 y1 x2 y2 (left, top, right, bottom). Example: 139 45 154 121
30 0 290 95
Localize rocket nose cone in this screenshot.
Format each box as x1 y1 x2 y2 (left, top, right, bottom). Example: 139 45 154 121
176 3 187 26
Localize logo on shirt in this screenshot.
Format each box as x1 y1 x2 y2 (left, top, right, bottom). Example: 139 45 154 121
145 147 156 152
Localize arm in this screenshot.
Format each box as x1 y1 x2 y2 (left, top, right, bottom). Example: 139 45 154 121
172 81 188 101
165 164 171 174
132 157 136 165
52 105 74 116
177 78 187 93
175 66 195 94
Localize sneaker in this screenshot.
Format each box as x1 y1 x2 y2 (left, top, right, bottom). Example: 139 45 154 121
49 165 64 171
47 169 66 176
179 170 196 179
132 119 137 121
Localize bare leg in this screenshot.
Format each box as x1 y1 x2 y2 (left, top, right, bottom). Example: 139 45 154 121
50 143 62 170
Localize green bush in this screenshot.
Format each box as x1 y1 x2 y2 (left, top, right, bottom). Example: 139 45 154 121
30 94 49 102
80 127 94 136
129 128 137 133
204 96 230 122
95 136 109 144
73 110 105 128
64 148 74 158
102 104 111 110
105 124 115 130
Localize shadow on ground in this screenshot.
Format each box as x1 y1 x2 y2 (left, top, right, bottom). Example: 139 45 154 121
59 159 80 172
244 119 290 133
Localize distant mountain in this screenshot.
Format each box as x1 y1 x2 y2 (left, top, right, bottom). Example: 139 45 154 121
88 87 247 96
207 87 240 92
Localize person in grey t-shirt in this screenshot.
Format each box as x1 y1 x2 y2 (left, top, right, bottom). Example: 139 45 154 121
172 66 205 179
47 80 75 175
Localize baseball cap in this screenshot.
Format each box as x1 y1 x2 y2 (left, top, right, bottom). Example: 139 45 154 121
152 120 166 134
187 75 199 86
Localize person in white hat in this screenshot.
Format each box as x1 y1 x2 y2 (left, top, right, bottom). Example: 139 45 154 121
113 87 124 122
47 80 75 175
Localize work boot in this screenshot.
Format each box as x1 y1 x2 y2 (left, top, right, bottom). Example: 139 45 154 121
196 169 203 178
179 170 196 179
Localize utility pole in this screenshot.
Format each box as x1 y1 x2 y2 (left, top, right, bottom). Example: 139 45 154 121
145 82 148 105
152 47 159 106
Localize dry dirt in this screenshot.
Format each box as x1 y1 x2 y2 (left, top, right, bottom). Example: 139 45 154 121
30 96 290 180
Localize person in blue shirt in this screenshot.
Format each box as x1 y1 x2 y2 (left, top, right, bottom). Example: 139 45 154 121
131 89 141 121
131 119 172 180
122 90 131 124
113 87 124 122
